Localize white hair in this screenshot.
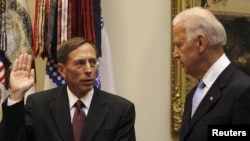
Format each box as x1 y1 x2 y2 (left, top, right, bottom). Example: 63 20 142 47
173 7 227 47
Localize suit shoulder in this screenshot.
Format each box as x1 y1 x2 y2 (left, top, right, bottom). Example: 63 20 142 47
98 90 134 106
27 86 64 100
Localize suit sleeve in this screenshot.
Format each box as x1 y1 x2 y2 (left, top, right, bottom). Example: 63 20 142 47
233 84 250 124
1 99 26 141
114 103 136 141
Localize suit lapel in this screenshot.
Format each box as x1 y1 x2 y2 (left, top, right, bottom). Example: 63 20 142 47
181 84 222 140
181 63 236 140
191 64 236 121
180 86 198 140
81 89 108 141
190 86 222 121
50 86 74 141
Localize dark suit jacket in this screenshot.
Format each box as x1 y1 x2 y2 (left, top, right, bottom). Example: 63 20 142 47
180 63 250 141
1 86 136 141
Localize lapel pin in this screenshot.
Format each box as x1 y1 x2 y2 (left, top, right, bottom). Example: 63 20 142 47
210 96 213 101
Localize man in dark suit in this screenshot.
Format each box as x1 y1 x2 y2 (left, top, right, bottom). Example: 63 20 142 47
1 37 136 141
172 7 250 141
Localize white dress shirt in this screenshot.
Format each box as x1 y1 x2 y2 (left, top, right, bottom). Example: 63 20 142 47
201 53 230 98
67 87 94 122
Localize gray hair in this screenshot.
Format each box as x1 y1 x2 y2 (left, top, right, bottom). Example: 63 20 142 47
173 7 227 47
57 37 98 64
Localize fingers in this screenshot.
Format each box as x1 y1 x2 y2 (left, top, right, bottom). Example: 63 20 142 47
12 53 33 72
23 54 32 72
20 54 29 71
30 68 35 82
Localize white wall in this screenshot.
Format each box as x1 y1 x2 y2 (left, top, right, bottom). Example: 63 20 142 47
101 0 177 141
28 0 178 140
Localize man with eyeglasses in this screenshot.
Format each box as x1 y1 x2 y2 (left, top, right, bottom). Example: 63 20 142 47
1 37 136 141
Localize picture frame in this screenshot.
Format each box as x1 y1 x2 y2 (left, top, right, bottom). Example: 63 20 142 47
171 0 200 134
171 0 250 134
207 0 250 76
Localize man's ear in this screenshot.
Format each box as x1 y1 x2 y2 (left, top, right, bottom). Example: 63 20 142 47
197 34 206 51
197 34 204 46
57 63 66 78
198 40 202 46
196 40 202 47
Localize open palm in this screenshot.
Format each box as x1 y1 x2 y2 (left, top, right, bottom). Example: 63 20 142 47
9 54 35 100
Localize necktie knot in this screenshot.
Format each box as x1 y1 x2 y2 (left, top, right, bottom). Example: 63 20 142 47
74 100 84 109
197 81 205 89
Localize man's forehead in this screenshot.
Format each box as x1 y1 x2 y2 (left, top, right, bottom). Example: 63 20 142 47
173 28 186 41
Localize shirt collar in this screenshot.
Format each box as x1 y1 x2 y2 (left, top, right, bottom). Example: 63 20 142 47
67 87 94 110
202 53 230 88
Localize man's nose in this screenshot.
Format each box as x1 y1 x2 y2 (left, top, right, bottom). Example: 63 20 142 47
83 62 92 71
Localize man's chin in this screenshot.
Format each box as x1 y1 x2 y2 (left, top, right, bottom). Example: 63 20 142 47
183 68 191 76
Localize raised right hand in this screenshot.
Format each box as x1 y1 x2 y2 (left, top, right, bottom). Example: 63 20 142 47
9 53 35 101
